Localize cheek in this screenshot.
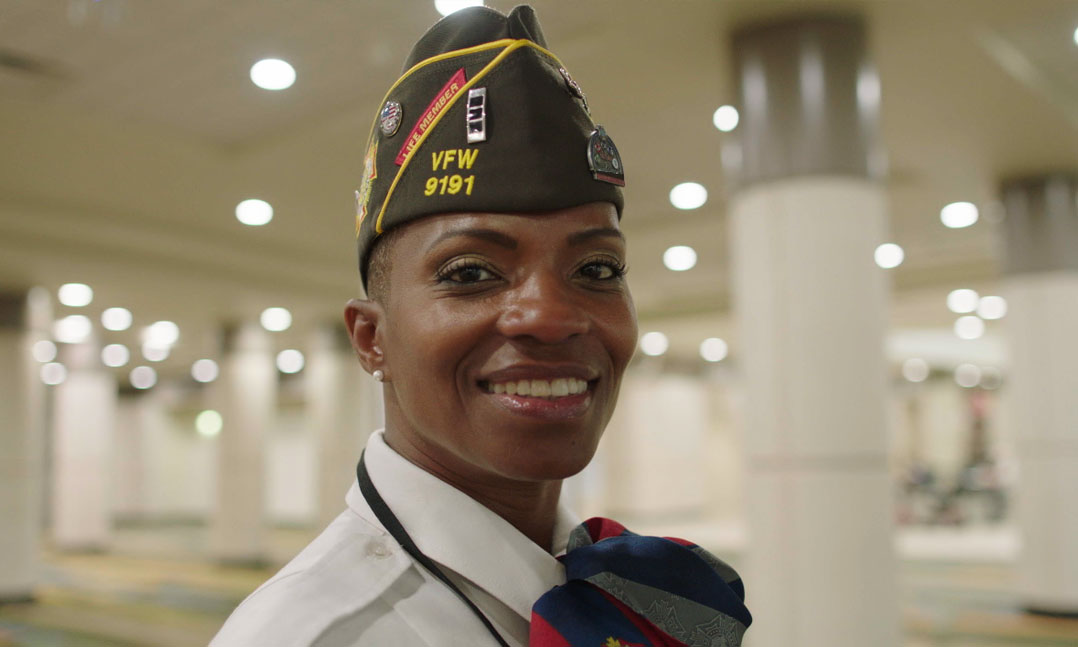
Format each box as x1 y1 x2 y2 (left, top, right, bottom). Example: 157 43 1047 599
600 295 639 372
387 300 487 386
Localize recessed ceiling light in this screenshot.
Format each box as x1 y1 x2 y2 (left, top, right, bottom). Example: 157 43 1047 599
1073 25 1078 46
874 243 904 269
142 320 179 347
276 349 305 374
639 331 669 357
196 410 223 437
261 307 292 332
434 0 483 17
954 363 981 388
940 201 978 229
32 340 58 363
41 362 67 386
142 343 170 362
54 315 92 344
130 365 157 390
663 245 697 271
954 315 985 340
192 359 219 384
669 182 707 210
236 199 273 226
699 337 728 362
58 283 93 307
101 343 130 368
977 295 1007 320
250 58 295 90
946 289 979 314
902 358 929 383
712 105 739 132
101 307 133 331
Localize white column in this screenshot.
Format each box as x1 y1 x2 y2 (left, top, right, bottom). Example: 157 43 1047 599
51 333 117 550
307 324 383 527
729 15 900 644
1000 174 1078 615
1007 273 1078 613
112 396 142 520
0 288 48 600
210 322 275 564
731 178 900 646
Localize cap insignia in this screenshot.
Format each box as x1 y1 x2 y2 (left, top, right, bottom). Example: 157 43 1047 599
356 142 378 228
466 87 488 143
587 126 624 186
559 66 589 114
395 68 467 166
379 101 403 137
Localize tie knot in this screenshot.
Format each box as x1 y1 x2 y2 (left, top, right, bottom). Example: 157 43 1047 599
530 517 752 647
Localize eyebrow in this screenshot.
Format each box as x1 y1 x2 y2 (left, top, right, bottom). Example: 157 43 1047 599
567 227 625 246
426 225 624 253
427 227 518 252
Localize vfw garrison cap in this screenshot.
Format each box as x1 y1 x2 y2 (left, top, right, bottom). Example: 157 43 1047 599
355 4 625 285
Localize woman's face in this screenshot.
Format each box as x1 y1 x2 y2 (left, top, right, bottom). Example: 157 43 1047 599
374 202 637 486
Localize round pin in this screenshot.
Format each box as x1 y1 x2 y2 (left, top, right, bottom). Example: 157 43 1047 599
379 101 403 137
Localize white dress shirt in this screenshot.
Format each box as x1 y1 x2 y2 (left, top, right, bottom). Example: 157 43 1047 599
211 430 580 647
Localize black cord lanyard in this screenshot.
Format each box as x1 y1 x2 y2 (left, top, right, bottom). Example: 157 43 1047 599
356 452 512 647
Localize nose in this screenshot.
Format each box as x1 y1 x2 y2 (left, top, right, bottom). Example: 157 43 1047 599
496 272 589 344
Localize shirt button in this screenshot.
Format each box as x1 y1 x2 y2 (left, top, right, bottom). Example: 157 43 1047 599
368 541 391 559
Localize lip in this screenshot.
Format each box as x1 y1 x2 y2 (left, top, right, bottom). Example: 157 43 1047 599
483 390 593 420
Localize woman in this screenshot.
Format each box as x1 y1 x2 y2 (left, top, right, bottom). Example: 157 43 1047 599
212 6 750 646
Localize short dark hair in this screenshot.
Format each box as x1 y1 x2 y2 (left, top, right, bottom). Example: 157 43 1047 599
364 229 398 305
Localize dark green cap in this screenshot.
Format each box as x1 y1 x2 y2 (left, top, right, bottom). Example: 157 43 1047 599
355 4 625 286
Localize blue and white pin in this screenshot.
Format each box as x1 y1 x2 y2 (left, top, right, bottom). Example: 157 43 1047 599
380 101 403 137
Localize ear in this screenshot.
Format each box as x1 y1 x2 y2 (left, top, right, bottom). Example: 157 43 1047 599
344 298 386 375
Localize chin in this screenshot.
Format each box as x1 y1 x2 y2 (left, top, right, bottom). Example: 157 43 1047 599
493 433 601 482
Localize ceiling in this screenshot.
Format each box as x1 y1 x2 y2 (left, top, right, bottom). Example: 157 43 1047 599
1 0 1076 380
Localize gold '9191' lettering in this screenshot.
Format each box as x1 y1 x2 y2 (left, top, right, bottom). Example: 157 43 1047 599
425 174 474 196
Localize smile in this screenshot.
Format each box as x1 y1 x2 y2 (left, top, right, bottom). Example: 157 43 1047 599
482 378 589 398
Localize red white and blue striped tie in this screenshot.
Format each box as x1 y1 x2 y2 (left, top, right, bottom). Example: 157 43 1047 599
530 518 752 647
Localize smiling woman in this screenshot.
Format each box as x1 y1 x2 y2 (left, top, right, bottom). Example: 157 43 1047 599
351 206 637 512
211 6 749 647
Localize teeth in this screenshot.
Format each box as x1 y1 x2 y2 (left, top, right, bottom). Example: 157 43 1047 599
485 378 589 398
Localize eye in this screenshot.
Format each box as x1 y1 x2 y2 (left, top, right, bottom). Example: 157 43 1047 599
577 256 627 281
436 258 498 284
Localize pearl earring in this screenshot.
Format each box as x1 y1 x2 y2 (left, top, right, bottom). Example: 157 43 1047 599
372 369 384 382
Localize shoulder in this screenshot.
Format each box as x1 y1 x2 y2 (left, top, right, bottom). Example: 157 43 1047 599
210 506 412 647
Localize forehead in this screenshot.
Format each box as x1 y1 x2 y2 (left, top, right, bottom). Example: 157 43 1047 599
389 202 622 256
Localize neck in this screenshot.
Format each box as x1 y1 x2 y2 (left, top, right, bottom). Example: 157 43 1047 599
383 429 563 551
469 479 563 550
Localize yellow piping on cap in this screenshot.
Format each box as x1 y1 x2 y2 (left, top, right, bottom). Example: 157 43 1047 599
374 39 559 235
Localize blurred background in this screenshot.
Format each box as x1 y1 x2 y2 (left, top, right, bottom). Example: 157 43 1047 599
1 0 1077 645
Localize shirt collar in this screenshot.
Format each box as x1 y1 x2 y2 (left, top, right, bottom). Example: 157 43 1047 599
347 430 579 621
